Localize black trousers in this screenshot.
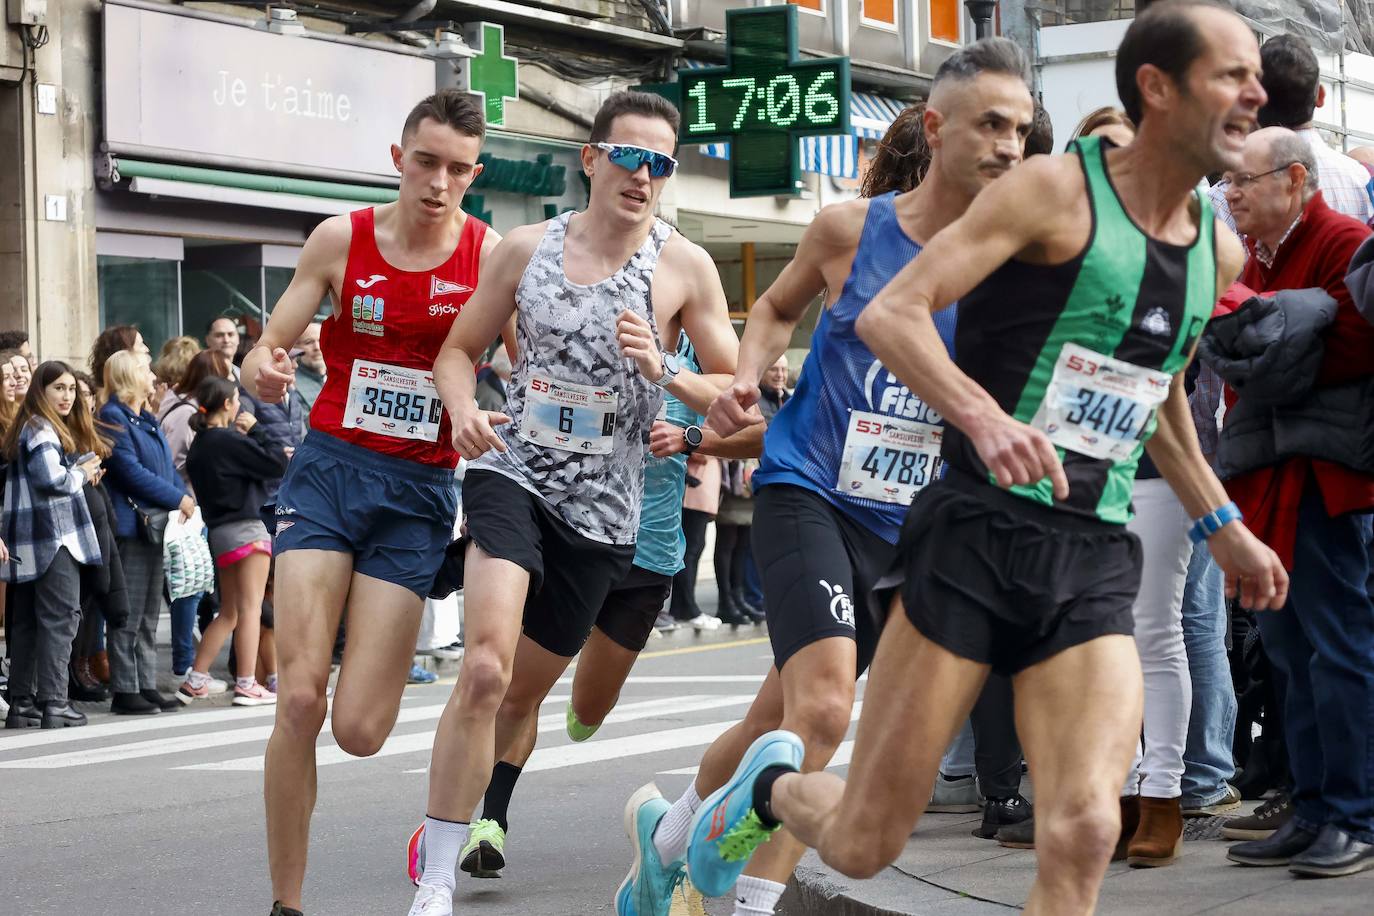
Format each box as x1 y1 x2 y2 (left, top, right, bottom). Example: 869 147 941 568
7 548 82 705
670 509 711 620
970 673 1024 798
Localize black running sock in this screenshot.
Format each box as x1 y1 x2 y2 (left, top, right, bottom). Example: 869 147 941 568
480 761 523 832
270 903 304 916
752 764 796 829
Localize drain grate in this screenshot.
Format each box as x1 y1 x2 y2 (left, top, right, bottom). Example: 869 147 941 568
1183 816 1227 841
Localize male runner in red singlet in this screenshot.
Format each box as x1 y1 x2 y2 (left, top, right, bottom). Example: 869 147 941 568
241 90 509 916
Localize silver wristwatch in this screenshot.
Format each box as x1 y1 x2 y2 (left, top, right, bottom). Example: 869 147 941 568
653 352 682 389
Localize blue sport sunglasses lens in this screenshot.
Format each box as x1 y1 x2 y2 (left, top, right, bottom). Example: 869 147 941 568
604 145 677 178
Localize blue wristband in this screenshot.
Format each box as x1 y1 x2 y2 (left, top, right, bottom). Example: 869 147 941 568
1188 501 1243 544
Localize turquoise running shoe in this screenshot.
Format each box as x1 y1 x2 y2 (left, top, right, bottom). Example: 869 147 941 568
686 730 803 898
615 783 686 916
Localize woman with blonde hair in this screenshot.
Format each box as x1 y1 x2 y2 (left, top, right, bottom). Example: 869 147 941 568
1069 106 1136 148
151 336 202 415
98 349 195 715
1 361 109 727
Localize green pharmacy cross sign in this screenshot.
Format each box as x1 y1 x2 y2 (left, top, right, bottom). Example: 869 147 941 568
675 6 850 197
462 23 519 128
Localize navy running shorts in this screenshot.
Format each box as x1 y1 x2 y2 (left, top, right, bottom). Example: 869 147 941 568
269 431 459 599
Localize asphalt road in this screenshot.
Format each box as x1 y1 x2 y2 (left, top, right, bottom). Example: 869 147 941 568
1 624 801 916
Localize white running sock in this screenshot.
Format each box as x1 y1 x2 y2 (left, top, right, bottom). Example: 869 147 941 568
652 782 703 865
235 676 254 691
187 670 211 689
419 817 469 893
732 875 786 915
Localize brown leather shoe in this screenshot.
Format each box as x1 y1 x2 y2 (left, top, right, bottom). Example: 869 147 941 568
1113 794 1141 861
1127 795 1183 867
91 651 111 684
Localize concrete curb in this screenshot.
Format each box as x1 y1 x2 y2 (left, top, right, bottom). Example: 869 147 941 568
783 867 913 916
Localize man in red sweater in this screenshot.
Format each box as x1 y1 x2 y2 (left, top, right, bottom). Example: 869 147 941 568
1220 126 1374 876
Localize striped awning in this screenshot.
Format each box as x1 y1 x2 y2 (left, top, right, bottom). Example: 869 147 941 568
680 62 908 181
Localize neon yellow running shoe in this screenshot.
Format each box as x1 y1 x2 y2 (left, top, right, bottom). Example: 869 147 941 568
459 818 506 879
567 700 601 742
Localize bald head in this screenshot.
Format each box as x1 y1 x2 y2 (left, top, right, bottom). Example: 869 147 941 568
1348 146 1374 169
763 355 790 394
1251 126 1317 196
1226 126 1316 244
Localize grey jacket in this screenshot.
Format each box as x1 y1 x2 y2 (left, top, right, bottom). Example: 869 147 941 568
1345 234 1374 326
1199 287 1374 478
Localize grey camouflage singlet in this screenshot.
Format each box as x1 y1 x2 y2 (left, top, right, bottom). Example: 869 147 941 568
472 211 672 545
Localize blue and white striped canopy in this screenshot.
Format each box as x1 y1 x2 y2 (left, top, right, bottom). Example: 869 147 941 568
680 60 908 180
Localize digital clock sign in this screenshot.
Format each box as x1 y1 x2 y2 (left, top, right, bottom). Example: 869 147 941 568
673 6 851 198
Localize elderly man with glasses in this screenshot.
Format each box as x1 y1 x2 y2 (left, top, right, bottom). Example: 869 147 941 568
1208 125 1374 878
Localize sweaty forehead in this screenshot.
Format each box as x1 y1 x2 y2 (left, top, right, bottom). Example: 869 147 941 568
1197 9 1260 68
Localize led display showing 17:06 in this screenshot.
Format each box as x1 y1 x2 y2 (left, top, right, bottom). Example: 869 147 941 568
682 68 843 137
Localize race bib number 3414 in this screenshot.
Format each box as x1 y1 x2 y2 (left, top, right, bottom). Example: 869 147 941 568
1031 343 1172 462
343 359 443 442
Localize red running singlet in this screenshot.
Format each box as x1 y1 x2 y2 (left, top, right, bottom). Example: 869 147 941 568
312 207 487 468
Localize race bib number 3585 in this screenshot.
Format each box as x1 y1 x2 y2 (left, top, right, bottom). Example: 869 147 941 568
1031 343 1171 462
343 359 442 442
836 411 944 505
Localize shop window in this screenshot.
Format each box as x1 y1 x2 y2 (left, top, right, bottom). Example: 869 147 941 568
181 267 265 356
97 256 180 354
863 0 897 28
930 0 960 42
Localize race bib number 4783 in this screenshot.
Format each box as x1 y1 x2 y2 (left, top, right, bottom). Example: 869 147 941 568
836 411 944 505
1031 342 1172 462
343 359 443 442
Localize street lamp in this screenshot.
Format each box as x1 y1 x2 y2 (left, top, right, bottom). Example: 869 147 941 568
965 0 997 39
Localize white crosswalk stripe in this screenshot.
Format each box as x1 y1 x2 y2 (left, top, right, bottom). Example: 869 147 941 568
0 692 774 777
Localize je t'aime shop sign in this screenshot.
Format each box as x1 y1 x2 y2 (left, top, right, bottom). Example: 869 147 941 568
102 2 437 179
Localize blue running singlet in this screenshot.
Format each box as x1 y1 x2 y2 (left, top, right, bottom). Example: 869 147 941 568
752 192 958 544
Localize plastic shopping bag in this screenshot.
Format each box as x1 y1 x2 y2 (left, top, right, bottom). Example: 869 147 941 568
164 508 215 601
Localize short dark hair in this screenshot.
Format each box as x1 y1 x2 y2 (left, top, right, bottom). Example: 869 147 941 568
931 37 1029 90
1115 0 1230 125
0 330 28 351
205 314 238 336
1259 35 1320 128
1026 102 1056 157
403 89 486 144
589 90 681 147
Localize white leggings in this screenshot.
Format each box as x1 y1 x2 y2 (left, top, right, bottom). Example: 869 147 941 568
1124 477 1194 798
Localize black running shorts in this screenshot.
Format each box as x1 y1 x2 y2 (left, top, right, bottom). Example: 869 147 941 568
462 469 636 658
883 470 1142 677
594 565 673 653
752 484 897 673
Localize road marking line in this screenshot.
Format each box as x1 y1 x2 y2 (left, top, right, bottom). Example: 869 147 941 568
669 886 709 916
182 694 754 773
0 695 570 770
556 675 766 685
638 636 770 659
0 703 280 752
656 707 862 776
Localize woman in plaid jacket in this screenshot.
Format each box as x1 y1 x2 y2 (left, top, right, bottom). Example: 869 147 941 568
1 361 108 729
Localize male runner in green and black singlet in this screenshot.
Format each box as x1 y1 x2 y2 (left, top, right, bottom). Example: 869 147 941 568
681 4 1289 916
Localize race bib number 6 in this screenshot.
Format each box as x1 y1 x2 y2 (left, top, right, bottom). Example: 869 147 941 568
519 374 618 455
1031 342 1172 462
343 359 442 442
836 410 944 505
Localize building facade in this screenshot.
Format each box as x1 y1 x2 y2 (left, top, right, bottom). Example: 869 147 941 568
1 0 979 363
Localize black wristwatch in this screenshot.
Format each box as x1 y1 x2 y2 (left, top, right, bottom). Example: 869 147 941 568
683 424 704 454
